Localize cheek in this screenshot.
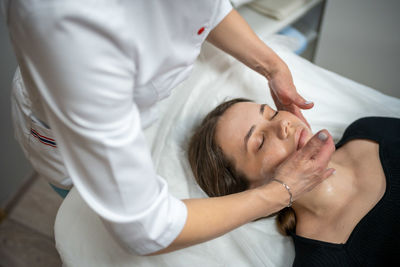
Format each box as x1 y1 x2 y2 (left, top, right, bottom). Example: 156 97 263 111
260 142 292 176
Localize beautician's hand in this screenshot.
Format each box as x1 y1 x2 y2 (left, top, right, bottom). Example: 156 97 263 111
268 62 313 128
206 9 313 127
273 129 336 204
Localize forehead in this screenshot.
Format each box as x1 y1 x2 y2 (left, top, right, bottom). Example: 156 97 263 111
217 102 258 130
215 102 259 152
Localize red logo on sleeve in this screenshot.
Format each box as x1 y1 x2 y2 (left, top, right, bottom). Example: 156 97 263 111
197 27 205 35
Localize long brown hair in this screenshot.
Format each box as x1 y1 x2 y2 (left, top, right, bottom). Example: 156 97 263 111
188 98 296 236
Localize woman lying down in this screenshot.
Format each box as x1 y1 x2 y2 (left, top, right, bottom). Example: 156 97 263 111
188 98 399 267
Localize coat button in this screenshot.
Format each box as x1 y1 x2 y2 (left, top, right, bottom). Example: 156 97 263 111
197 27 205 35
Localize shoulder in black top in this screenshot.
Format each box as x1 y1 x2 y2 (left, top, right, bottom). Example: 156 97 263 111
291 117 400 267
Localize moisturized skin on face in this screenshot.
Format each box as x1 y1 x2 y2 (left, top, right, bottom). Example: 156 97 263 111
215 102 313 188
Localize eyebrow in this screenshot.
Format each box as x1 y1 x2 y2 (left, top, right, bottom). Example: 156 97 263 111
244 125 255 152
244 104 266 152
260 104 266 115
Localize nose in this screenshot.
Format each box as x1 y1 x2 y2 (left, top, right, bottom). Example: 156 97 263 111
278 119 290 139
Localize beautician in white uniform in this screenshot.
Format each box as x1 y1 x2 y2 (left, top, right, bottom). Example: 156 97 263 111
5 0 336 255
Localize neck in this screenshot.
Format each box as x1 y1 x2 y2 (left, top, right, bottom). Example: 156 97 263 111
291 152 358 218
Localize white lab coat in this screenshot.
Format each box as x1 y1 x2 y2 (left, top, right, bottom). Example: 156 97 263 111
6 0 232 255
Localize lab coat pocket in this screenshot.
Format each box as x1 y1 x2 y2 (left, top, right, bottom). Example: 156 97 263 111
29 118 57 150
26 118 71 188
10 68 71 188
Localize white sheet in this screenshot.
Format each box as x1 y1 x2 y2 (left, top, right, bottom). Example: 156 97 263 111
54 38 400 267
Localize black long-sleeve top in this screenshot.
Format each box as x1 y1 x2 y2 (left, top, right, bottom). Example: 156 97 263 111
291 117 400 267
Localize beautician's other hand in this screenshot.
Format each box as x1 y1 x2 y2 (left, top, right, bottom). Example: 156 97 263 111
268 62 313 128
272 129 336 204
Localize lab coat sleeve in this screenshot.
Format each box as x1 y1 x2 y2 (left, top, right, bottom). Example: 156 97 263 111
212 0 234 28
8 2 187 255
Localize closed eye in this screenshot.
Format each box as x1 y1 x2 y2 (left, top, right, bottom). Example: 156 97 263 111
258 111 277 151
258 134 265 150
271 111 278 120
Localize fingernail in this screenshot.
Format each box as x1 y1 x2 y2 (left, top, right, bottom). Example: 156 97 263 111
332 170 337 175
304 101 313 105
318 131 328 141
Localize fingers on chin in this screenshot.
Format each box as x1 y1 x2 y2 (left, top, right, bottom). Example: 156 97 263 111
322 168 336 180
300 132 334 162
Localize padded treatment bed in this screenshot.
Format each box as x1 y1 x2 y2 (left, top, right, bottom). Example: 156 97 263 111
53 37 400 266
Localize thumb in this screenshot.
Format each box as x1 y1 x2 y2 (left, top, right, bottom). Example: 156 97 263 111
293 93 314 110
299 130 335 162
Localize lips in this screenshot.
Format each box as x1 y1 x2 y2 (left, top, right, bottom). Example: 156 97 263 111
297 128 308 150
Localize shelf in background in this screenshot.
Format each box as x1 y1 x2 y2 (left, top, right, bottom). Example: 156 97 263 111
237 0 322 38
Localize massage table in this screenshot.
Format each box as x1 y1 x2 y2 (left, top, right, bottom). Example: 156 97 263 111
54 35 400 267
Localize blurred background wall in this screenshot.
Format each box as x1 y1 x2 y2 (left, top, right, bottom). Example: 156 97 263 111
1 0 399 207
315 0 400 98
0 12 32 208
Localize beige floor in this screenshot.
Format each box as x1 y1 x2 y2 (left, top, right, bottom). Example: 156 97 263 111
0 174 63 267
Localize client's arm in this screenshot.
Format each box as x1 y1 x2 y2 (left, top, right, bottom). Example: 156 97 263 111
206 9 313 127
151 129 335 255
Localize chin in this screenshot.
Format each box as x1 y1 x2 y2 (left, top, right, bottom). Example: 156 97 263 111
304 128 313 141
295 125 312 151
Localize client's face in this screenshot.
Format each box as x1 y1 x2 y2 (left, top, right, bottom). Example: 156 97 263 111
215 102 312 188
